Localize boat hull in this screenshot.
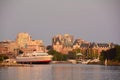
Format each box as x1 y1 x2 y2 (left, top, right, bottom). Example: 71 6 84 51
17 60 51 64
16 56 52 64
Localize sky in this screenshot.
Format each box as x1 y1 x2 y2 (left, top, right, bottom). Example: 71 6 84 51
0 0 120 45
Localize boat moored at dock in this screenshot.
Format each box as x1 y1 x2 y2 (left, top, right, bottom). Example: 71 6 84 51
16 52 53 64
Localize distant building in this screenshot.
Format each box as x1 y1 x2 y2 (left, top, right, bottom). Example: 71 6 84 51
0 32 115 58
16 32 45 53
0 40 18 58
0 41 9 54
73 38 89 49
90 43 114 56
0 32 46 56
73 39 115 57
52 34 73 54
16 32 31 48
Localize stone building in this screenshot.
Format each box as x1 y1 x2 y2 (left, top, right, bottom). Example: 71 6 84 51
0 40 18 58
73 38 89 49
90 43 114 56
73 38 114 57
0 41 9 54
52 34 73 54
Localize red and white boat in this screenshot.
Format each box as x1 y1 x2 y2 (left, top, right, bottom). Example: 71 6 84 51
16 52 53 64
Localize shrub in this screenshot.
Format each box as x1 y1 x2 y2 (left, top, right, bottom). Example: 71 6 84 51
0 54 9 61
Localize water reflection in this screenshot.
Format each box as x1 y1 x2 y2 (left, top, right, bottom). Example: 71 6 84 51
52 64 120 80
52 64 73 80
0 65 53 80
0 64 120 80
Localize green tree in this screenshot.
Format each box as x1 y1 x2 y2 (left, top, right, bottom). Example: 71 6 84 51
100 45 120 62
100 50 108 62
68 49 82 59
114 45 120 61
68 51 76 59
18 50 23 54
48 49 67 61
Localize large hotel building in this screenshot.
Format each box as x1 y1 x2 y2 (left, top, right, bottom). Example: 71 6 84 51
52 34 114 56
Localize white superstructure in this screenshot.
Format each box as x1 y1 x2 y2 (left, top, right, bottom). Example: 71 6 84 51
16 52 53 64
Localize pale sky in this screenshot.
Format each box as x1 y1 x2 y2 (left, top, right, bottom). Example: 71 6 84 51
0 0 120 45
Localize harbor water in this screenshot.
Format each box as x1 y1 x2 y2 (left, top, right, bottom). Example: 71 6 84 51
0 64 120 80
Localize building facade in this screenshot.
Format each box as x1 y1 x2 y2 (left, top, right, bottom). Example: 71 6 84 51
73 39 114 57
16 32 45 53
52 34 73 54
0 32 46 57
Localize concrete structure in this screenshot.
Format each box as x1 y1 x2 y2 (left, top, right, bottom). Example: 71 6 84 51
16 32 45 53
0 32 46 58
16 32 31 48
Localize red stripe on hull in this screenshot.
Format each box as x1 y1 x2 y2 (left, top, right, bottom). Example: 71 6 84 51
17 60 52 64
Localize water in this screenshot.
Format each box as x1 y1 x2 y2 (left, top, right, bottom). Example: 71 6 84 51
0 64 120 80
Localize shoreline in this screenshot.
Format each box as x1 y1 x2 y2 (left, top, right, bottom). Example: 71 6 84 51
0 62 32 67
0 61 120 67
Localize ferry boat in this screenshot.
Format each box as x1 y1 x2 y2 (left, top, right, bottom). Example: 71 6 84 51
16 52 53 64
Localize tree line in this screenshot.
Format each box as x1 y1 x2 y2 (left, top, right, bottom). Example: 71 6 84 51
100 45 120 64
